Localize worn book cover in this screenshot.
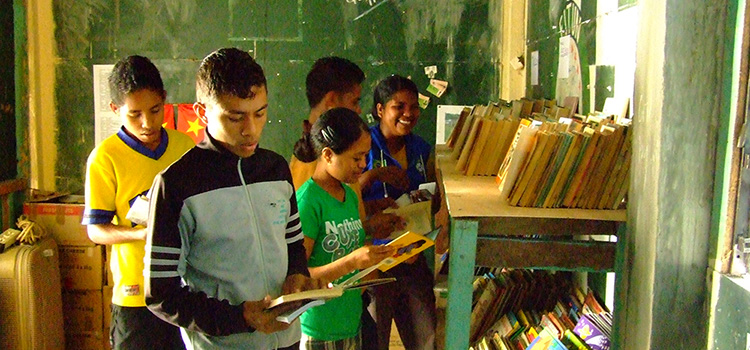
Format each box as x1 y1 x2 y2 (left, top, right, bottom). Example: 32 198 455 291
456 117 485 171
573 315 611 350
450 105 480 159
466 119 497 176
498 126 538 200
526 327 567 350
543 132 583 207
496 118 533 185
447 107 472 148
508 131 550 206
561 329 592 350
378 230 435 272
485 117 521 177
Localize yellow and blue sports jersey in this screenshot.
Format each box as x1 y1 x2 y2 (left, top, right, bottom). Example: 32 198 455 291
82 127 194 307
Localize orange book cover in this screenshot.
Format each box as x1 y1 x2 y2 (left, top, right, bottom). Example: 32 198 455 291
378 231 435 272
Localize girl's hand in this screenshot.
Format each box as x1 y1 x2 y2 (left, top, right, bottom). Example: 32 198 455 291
349 245 397 270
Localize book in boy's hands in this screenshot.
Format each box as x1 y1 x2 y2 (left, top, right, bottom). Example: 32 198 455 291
267 271 397 323
126 195 150 226
273 299 326 324
377 230 436 272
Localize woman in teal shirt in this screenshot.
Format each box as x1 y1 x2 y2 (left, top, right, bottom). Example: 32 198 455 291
296 107 396 349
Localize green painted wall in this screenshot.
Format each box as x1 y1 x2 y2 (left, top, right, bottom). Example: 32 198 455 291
51 0 502 193
526 0 598 112
1 0 17 182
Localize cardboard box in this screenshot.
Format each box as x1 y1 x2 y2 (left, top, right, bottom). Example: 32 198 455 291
62 289 103 334
23 194 93 246
60 245 105 290
105 244 113 287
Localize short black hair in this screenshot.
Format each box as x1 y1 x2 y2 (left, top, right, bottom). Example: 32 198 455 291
306 57 365 108
109 55 165 106
295 107 369 162
196 48 266 103
371 75 418 120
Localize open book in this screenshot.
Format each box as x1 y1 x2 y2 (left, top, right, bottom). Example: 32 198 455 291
267 267 397 323
269 230 438 323
377 229 437 272
380 201 433 242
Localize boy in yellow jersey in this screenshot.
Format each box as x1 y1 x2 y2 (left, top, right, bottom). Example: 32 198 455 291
82 55 194 350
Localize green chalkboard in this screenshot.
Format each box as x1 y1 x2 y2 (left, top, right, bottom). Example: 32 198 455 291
0 0 16 181
526 0 597 112
51 0 501 193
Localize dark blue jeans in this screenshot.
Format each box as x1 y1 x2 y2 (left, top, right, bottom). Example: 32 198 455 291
110 305 185 350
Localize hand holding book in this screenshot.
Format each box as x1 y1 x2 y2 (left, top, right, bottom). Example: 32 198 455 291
267 268 397 323
244 296 298 333
257 274 329 325
346 244 397 271
267 230 437 323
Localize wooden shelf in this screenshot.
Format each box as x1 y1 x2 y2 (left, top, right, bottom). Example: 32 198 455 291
436 145 626 222
436 145 626 349
475 237 616 271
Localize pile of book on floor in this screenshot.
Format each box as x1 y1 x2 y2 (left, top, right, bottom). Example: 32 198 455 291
445 97 631 210
468 268 612 350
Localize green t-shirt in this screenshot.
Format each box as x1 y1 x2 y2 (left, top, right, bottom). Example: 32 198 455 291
297 179 365 341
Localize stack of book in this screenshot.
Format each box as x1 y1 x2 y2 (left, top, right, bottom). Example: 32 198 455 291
468 268 612 350
446 97 631 209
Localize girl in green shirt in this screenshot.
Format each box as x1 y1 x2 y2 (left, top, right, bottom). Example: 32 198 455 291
296 108 396 349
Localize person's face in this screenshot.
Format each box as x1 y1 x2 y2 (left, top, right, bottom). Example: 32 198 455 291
376 89 420 138
196 85 268 158
323 131 371 184
332 84 362 115
112 89 165 151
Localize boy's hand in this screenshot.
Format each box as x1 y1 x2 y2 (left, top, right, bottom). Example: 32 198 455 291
137 228 149 241
365 213 406 239
376 166 410 191
281 274 327 295
365 197 398 216
242 296 291 334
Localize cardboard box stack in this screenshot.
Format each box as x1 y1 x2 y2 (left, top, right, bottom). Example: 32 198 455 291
23 193 111 350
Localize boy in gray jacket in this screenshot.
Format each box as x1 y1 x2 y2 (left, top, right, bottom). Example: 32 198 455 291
144 47 324 349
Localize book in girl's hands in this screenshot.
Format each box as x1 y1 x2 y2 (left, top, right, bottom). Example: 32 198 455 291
377 230 436 272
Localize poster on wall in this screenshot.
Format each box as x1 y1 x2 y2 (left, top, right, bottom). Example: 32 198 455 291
93 64 118 146
436 105 471 144
556 35 582 104
531 51 539 86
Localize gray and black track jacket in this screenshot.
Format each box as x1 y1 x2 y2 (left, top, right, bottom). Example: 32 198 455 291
144 131 309 349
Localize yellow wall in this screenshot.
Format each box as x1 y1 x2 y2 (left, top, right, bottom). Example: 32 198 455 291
26 0 57 191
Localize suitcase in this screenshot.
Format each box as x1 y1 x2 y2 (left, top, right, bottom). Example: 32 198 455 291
0 237 65 349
